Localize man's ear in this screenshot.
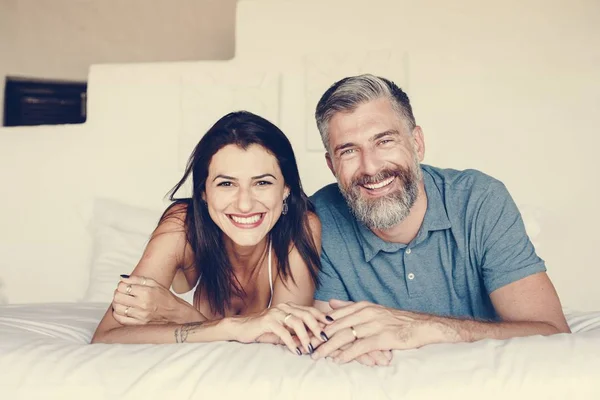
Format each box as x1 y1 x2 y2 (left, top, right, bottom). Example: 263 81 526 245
412 126 426 162
325 153 336 177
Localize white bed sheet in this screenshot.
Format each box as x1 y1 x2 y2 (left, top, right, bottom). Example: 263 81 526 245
0 303 599 399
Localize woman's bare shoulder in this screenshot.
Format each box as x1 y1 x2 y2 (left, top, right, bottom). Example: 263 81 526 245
159 202 189 225
305 211 322 243
306 211 321 230
154 202 198 290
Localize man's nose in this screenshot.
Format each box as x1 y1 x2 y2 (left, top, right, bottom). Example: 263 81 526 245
360 148 384 177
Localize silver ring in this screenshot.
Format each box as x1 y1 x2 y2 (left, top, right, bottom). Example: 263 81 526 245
126 284 132 295
350 326 358 341
283 313 293 324
125 307 130 317
141 277 147 286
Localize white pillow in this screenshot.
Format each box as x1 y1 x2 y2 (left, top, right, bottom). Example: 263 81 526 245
83 198 163 303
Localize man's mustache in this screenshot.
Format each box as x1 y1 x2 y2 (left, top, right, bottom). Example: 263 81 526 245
351 168 406 187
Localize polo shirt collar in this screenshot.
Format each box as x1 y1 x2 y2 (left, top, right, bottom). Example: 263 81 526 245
419 167 452 233
355 166 452 262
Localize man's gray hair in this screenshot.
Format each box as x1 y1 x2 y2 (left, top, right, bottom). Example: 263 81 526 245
315 74 416 152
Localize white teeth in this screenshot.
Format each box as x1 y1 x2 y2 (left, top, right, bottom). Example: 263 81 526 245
363 176 394 190
230 214 262 224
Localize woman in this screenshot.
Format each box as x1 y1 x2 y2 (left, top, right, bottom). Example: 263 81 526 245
91 111 328 355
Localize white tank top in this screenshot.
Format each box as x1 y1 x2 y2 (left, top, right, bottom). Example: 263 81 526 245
173 241 274 308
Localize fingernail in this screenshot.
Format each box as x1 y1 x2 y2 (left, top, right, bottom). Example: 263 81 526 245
326 315 334 322
308 343 314 354
296 347 302 356
120 274 130 279
320 331 329 341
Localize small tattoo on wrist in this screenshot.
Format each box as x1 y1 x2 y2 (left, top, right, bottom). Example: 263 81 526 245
174 321 204 343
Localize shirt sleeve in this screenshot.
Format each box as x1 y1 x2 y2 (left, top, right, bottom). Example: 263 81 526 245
475 182 547 294
314 249 350 302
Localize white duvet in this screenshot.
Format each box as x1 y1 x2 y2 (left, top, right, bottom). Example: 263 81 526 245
0 303 599 400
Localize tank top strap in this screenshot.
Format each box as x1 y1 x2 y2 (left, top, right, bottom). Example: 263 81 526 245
267 239 274 308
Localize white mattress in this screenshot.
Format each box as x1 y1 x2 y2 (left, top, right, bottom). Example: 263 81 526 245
1 303 599 399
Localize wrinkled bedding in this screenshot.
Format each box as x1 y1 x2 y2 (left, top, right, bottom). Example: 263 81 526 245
1 303 599 399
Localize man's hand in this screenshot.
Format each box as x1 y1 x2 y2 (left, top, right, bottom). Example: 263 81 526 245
327 344 393 366
112 275 205 325
312 299 459 364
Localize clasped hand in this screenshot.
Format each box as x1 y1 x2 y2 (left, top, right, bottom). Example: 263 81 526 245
309 299 444 365
112 275 201 325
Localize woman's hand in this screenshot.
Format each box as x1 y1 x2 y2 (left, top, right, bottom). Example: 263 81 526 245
112 275 205 325
233 302 332 355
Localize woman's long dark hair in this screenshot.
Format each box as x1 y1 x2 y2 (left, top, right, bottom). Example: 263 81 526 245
162 111 320 315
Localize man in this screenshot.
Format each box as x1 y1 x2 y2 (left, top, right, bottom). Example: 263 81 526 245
308 74 570 365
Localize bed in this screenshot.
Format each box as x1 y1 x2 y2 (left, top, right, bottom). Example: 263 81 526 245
0 302 599 399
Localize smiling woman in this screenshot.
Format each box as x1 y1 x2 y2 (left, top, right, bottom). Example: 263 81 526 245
205 144 290 248
91 111 329 355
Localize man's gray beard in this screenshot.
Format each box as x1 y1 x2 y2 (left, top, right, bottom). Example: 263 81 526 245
339 164 421 230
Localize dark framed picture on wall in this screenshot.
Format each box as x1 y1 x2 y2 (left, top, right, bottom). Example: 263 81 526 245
3 76 87 127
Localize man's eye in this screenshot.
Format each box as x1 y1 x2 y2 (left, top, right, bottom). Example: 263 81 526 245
340 148 356 156
378 139 393 145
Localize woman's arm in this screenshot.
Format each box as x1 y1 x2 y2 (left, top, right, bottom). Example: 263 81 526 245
270 212 322 307
91 204 203 343
256 213 331 352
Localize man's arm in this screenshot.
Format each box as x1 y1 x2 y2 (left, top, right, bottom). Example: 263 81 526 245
312 273 570 363
425 271 570 344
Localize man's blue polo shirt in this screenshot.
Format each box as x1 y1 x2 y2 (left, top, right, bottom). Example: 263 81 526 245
311 164 546 320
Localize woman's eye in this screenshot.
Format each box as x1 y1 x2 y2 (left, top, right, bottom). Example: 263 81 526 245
256 180 273 186
217 181 232 187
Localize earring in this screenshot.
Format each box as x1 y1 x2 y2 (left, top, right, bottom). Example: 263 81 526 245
282 198 288 215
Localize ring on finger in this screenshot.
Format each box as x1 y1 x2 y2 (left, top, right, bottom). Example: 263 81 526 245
350 326 358 341
125 306 130 317
283 313 293 325
126 284 132 295
141 277 147 286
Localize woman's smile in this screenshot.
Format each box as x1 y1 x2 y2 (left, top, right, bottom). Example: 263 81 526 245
227 212 266 229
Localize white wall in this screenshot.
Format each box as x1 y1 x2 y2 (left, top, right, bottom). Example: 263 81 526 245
1 0 599 312
235 0 600 311
0 0 236 123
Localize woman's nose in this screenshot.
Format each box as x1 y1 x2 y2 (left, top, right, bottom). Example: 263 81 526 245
235 187 254 212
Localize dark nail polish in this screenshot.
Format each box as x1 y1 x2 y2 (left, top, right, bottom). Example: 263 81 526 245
320 331 329 341
308 343 314 354
296 347 302 356
120 274 130 278
326 315 334 322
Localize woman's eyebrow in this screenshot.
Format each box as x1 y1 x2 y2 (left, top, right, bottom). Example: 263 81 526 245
213 174 237 182
213 173 277 181
252 174 277 180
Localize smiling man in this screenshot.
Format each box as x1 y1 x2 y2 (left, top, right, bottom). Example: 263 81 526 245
309 74 570 365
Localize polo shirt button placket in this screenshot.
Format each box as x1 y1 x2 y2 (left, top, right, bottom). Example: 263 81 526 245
405 247 416 293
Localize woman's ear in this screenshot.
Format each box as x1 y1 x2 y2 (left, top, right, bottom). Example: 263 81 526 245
283 187 290 200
